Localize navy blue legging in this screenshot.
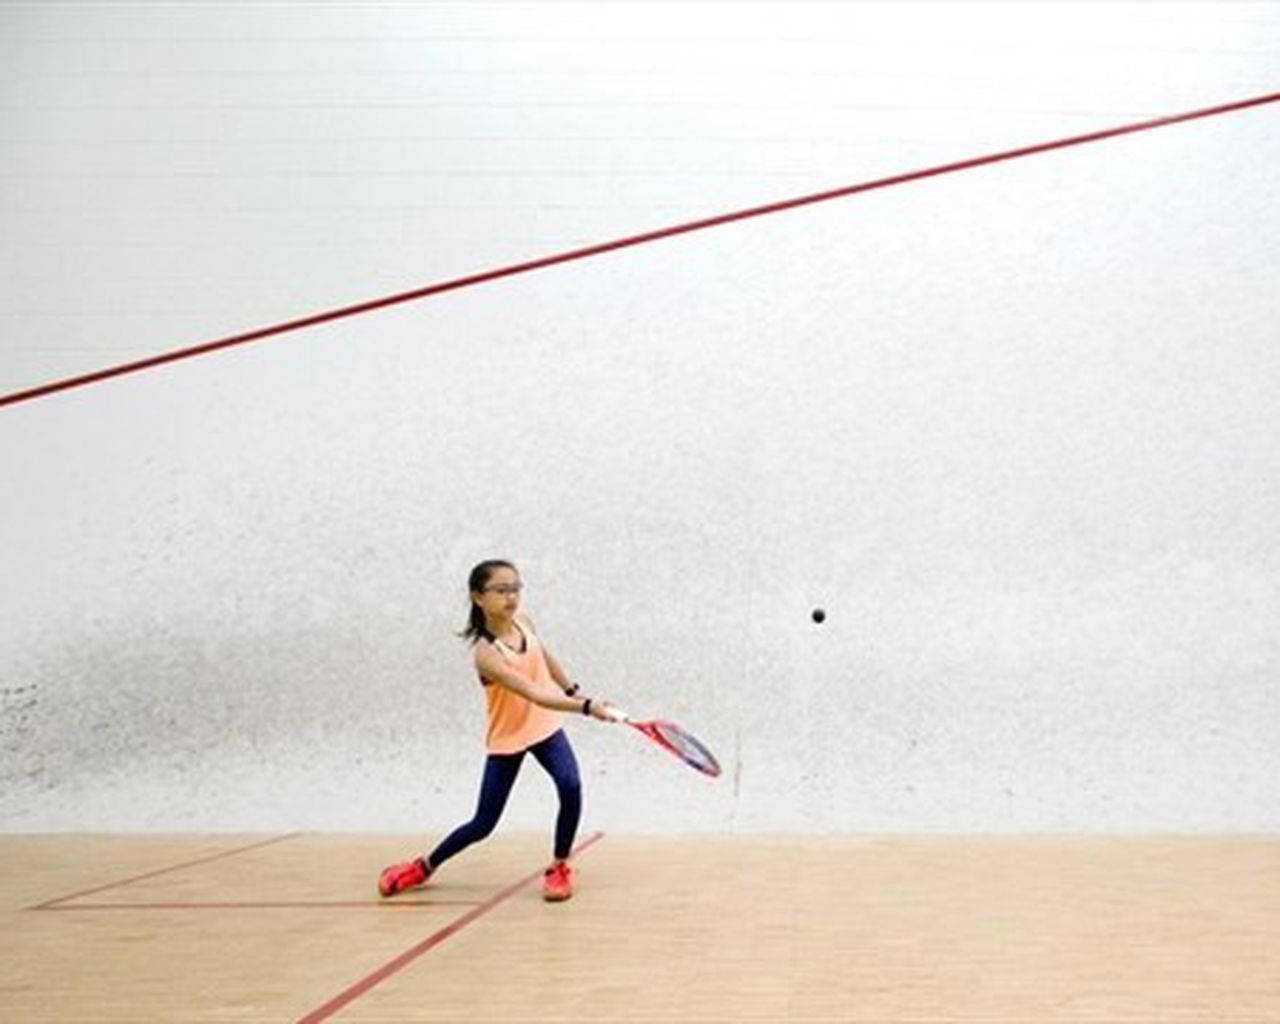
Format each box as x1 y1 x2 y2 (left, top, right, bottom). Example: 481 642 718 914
428 729 582 866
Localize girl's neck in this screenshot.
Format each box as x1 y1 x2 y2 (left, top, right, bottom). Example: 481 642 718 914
486 612 516 638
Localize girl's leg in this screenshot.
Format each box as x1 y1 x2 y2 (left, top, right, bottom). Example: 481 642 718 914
427 751 524 869
529 729 582 861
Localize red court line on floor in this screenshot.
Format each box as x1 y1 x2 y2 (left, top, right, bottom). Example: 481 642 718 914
36 899 479 911
2 90 1276 411
27 832 302 911
297 830 607 1024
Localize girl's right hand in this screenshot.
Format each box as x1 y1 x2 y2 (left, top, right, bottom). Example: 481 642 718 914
590 700 616 722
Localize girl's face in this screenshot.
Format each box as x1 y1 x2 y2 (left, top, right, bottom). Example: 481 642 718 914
473 566 522 622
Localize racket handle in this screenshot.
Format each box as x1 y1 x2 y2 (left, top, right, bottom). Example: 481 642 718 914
603 705 629 723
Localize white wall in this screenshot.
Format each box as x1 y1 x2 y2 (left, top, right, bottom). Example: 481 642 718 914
2 2 1278 833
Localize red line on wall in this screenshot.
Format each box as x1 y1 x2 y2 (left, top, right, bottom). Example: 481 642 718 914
296 830 606 1023
2 90 1277 411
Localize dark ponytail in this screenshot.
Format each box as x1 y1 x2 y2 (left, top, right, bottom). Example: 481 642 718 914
459 559 517 645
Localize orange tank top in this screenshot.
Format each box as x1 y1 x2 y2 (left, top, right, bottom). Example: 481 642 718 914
479 618 564 754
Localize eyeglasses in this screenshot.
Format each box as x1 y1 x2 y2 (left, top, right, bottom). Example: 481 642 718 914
483 583 523 596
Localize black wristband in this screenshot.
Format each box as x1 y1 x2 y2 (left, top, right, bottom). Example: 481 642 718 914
582 698 592 716
565 684 580 696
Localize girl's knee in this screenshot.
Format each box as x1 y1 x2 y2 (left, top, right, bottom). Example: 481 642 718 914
470 814 501 840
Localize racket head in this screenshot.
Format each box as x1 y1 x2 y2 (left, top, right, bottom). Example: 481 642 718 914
645 719 722 777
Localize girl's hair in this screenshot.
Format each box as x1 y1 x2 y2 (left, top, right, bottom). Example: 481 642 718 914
459 559 518 645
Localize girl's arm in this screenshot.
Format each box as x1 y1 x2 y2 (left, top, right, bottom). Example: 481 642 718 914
543 649 576 694
517 614 578 694
474 644 612 719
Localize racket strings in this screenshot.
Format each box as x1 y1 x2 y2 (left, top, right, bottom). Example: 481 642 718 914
654 722 721 776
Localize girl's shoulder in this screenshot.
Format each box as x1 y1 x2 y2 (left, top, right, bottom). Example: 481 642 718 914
473 636 503 685
472 627 503 659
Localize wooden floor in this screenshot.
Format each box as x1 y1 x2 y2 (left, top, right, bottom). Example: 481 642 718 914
1 832 1277 1022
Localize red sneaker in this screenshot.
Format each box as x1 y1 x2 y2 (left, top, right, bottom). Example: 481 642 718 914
542 861 573 902
378 857 431 897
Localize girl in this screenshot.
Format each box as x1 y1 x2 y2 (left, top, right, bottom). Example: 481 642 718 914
378 559 614 902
